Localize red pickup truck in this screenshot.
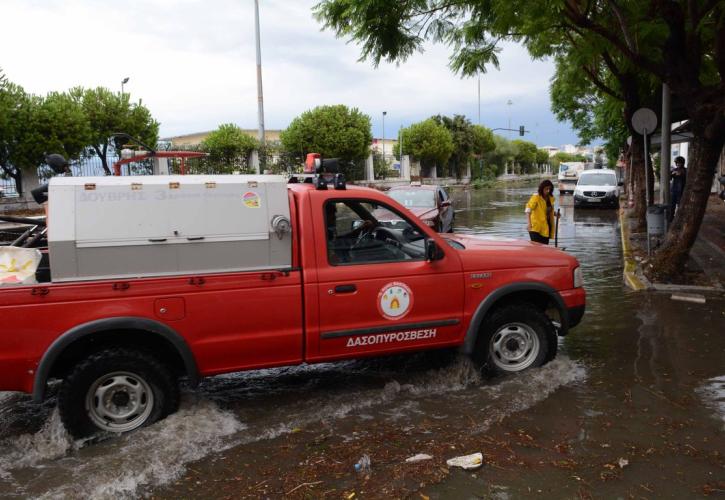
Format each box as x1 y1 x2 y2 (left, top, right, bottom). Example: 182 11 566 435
0 174 585 438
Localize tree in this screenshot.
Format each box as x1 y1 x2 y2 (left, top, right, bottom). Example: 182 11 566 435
1 72 89 194
472 125 495 157
200 123 258 173
431 114 486 178
71 87 159 175
314 0 724 280
535 149 550 168
280 104 372 179
399 119 454 176
511 139 538 173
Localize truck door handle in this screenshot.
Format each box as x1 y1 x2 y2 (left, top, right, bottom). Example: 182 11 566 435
148 238 167 243
186 236 205 241
334 284 357 294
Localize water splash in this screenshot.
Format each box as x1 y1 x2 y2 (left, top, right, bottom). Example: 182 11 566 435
0 410 73 480
0 399 243 499
471 357 588 433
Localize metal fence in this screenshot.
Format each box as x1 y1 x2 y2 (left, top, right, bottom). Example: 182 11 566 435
1 154 120 198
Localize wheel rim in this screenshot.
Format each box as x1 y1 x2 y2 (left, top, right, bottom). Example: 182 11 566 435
490 322 540 372
85 371 154 433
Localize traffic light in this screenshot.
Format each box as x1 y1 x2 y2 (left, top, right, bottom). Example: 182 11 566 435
519 125 525 136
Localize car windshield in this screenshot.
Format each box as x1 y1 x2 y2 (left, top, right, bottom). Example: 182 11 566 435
578 174 616 186
388 189 435 208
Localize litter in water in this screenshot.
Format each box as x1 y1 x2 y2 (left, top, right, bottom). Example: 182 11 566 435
446 452 483 470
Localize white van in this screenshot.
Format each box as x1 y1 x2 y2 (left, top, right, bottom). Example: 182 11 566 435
573 169 620 208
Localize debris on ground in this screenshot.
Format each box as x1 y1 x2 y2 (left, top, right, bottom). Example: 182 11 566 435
446 452 483 470
670 293 706 304
354 454 371 473
405 454 433 463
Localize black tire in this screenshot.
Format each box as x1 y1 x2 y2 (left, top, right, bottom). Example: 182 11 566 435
472 303 555 375
58 348 179 438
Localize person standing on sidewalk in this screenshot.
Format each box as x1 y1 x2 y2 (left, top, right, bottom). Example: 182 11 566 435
526 180 557 244
670 156 687 219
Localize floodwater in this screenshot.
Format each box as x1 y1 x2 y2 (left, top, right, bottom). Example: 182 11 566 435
0 183 723 499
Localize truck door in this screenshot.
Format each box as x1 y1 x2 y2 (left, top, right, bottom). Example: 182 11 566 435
309 194 465 360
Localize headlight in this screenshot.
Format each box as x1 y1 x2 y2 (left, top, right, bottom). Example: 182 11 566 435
573 266 584 288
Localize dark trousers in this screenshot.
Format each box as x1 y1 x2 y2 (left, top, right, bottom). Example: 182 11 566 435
529 231 550 245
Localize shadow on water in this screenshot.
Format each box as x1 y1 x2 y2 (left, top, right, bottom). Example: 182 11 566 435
0 182 722 498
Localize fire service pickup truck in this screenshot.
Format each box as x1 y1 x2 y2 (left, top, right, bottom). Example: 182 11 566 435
0 163 585 438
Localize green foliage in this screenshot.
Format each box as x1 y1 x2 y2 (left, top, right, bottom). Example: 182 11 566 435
372 150 391 179
535 149 550 165
511 139 538 173
430 115 495 178
0 71 90 193
280 104 372 167
201 123 258 173
71 87 159 174
399 119 454 173
483 135 514 176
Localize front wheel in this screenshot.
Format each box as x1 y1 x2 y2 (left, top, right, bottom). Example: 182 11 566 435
58 348 179 438
473 303 554 375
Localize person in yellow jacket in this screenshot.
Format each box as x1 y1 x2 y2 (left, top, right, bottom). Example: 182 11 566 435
525 180 558 244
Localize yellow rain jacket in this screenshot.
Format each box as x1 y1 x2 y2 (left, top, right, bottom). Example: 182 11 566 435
526 193 555 238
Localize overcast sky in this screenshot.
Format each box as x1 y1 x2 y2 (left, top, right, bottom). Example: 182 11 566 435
2 0 580 147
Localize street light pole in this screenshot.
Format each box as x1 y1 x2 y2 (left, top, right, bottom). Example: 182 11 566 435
254 0 265 147
477 76 481 125
478 76 482 179
382 111 387 160
121 77 129 94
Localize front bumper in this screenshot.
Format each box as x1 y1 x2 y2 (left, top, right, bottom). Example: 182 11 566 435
573 193 618 206
557 287 586 334
567 304 585 328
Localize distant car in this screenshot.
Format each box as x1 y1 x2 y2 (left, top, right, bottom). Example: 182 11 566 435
385 183 454 232
573 169 621 208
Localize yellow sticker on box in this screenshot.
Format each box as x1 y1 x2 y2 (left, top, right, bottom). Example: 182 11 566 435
242 191 261 208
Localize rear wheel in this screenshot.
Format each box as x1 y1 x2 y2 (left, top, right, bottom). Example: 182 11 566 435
58 348 179 438
473 303 554 375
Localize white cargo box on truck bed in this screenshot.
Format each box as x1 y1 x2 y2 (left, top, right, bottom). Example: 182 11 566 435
48 175 291 282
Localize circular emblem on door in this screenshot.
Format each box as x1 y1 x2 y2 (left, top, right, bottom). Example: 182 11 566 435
377 282 413 320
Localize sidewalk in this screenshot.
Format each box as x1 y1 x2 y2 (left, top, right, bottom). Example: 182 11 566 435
620 193 725 292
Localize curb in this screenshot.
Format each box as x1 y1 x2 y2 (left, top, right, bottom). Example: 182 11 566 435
618 207 647 291
618 207 723 294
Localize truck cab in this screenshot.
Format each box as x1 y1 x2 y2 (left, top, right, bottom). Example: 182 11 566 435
0 173 585 438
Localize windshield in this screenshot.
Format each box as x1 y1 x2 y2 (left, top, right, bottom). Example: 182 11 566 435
578 173 616 186
388 189 436 208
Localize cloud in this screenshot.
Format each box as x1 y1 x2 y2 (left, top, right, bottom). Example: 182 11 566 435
0 0 579 146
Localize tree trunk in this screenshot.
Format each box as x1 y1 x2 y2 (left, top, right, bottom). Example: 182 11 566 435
94 144 112 176
648 131 723 279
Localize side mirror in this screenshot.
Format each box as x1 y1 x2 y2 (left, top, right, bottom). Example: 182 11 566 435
425 239 443 261
618 180 624 186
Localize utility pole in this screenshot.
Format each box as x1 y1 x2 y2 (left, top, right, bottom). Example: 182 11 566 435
254 0 265 147
478 77 482 179
506 99 513 138
477 76 481 126
382 111 387 160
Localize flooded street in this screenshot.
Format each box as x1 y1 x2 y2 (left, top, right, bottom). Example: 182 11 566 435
1 182 723 498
